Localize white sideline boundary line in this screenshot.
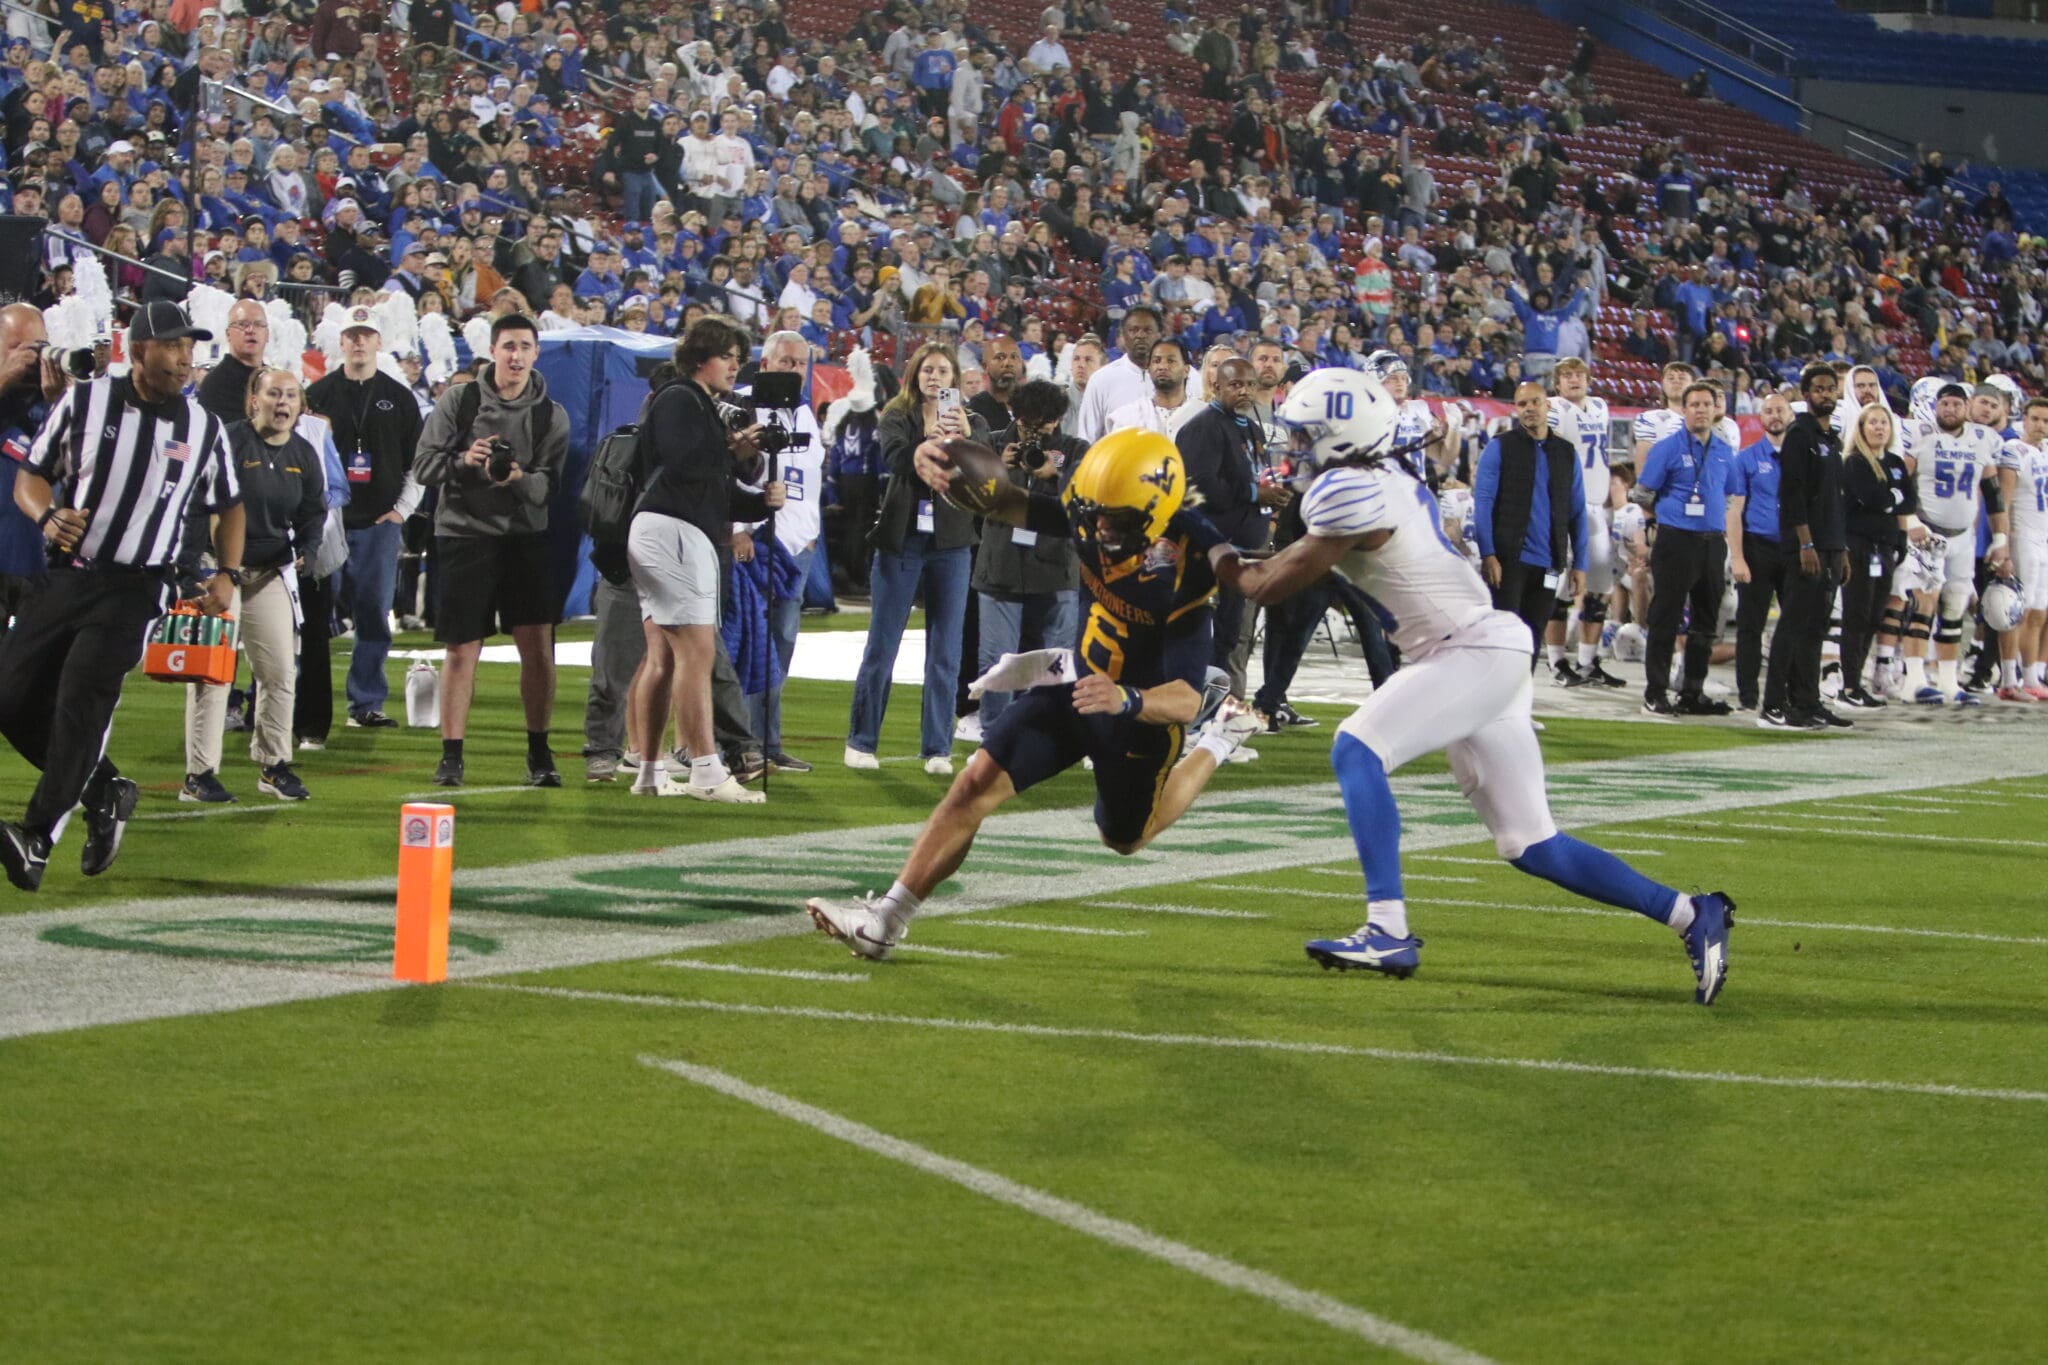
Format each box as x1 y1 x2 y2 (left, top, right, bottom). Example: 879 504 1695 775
639 1055 1500 1365
1600 847 1665 856
1715 822 2048 850
658 960 868 984
1306 868 1482 884
397 785 545 800
1613 832 1747 844
893 944 1007 961
1086 901 1268 920
958 919 1147 937
526 986 2048 1105
1767 811 1891 825
135 803 292 822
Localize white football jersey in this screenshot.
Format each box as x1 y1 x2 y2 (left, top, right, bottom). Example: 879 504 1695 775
1632 407 1683 452
1391 398 1435 478
1611 501 1647 571
1999 437 2048 540
1434 485 1481 565
1907 420 2003 532
1550 395 1612 505
1302 464 1512 659
1715 415 1741 451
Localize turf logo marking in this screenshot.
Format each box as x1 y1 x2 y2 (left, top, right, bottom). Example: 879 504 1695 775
39 917 501 965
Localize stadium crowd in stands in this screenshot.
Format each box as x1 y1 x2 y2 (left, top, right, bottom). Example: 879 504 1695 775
2 0 2046 793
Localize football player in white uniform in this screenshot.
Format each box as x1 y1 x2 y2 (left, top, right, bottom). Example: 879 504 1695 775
1890 383 2010 704
1630 361 1694 463
1964 382 2023 694
1545 358 1626 686
1211 368 1734 1004
1363 349 1446 480
1995 396 2048 699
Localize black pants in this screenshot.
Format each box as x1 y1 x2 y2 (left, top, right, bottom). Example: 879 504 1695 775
294 571 335 743
1645 527 1726 701
1839 536 1898 689
1212 583 1249 687
1492 558 1559 662
1251 575 1398 713
0 567 163 840
1766 560 1839 715
1732 531 1788 706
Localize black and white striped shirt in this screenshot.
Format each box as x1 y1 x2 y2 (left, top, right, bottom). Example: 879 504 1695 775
25 377 240 570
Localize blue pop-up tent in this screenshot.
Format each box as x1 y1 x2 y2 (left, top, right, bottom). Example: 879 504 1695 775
532 326 675 618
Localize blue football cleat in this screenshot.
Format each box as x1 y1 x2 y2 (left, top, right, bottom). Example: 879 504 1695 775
1684 892 1735 1005
1306 923 1423 978
1913 686 1947 706
1952 690 1982 708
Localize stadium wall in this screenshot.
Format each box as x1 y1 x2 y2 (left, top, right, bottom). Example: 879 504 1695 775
1797 81 2048 173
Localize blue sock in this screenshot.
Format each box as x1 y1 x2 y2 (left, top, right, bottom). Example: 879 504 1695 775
1511 833 1681 924
1331 733 1403 904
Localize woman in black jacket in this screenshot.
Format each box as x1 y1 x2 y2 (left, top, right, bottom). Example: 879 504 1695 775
846 341 990 775
1838 402 1914 709
180 369 326 804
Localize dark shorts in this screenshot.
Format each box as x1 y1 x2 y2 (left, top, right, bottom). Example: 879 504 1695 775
434 533 557 644
981 683 1185 847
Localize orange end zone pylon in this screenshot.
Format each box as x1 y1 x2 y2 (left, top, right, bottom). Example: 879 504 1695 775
394 803 455 983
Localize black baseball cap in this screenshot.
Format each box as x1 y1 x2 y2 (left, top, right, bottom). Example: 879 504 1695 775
128 300 213 343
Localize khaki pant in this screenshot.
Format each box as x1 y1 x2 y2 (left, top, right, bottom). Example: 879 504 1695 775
185 570 299 775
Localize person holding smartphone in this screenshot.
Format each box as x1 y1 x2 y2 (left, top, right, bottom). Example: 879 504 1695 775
846 342 990 775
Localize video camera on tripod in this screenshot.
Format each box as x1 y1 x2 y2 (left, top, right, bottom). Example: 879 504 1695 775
716 371 811 457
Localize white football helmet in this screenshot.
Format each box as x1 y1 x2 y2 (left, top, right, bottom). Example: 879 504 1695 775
1363 349 1408 383
1986 373 2025 412
1909 375 1946 425
1980 577 2026 633
1276 367 1399 472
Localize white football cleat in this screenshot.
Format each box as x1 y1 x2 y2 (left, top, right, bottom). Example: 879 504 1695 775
685 776 766 804
805 894 906 960
923 755 955 776
843 746 880 770
1199 695 1265 762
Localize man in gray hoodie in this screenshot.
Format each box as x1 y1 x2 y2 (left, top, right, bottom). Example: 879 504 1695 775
412 314 571 788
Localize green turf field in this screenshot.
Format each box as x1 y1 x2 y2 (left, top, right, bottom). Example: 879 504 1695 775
2 638 2044 1364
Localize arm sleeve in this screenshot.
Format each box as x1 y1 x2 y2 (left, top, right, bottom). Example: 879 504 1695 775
1301 467 1396 539
514 402 567 508
1471 439 1500 557
1638 438 1670 494
410 389 466 488
23 385 77 483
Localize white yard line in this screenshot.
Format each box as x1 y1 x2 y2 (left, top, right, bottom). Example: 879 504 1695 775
955 920 1148 937
1306 868 1481 883
640 1055 1500 1365
892 944 1007 961
516 987 2048 1105
1409 855 1507 867
1765 811 1892 824
1610 832 1747 844
1715 822 2048 850
1600 847 1666 856
1085 901 1268 920
657 960 868 984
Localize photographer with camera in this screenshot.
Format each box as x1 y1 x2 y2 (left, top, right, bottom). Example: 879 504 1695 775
733 330 825 774
0 304 69 640
971 379 1085 733
626 315 784 803
412 314 570 789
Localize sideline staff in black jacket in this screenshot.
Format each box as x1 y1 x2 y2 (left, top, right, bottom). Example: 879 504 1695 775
1766 363 1849 725
1474 381 1586 661
1177 357 1267 689
625 316 784 802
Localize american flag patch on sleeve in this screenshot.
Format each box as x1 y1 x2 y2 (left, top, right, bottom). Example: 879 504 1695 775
164 440 190 463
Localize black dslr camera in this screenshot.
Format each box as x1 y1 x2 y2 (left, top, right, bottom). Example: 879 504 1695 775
1015 439 1053 473
718 371 810 458
486 436 517 481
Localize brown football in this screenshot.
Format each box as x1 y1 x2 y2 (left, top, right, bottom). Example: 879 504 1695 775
936 438 1007 516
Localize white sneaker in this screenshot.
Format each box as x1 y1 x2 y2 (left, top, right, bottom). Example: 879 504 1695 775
954 713 983 743
685 776 766 804
805 893 905 960
844 745 880 770
1197 696 1264 761
296 738 325 752
923 755 954 776
631 773 691 797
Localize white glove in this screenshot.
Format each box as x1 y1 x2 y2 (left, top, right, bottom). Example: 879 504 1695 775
967 648 1076 699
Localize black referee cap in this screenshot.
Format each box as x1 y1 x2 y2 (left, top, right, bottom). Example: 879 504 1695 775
128 301 213 344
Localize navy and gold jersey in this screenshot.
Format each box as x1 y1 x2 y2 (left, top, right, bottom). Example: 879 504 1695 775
1023 495 1222 689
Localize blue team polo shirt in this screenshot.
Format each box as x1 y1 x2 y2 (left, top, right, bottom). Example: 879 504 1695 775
1640 428 1734 533
1728 437 1782 541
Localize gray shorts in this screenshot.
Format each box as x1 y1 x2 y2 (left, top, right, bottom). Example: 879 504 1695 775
628 512 719 627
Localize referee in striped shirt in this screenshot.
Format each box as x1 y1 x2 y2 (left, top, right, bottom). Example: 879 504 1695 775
0 301 243 891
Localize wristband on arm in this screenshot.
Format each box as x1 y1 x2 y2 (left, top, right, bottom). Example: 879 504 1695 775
1119 685 1144 717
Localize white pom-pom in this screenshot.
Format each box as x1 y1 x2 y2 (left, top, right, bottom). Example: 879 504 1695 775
313 301 349 366
266 304 308 378
70 254 115 340
377 290 419 361
186 285 236 368
1024 351 1053 381
420 313 458 386
43 296 93 354
461 315 491 366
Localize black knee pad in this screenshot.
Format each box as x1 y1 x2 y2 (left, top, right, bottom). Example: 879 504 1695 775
1904 609 1933 643
1879 605 1905 634
1581 597 1607 625
1549 597 1573 623
1934 615 1966 646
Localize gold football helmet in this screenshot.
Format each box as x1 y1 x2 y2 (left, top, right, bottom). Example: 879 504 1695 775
1061 428 1185 560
